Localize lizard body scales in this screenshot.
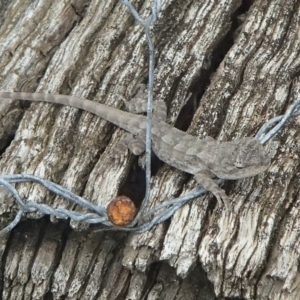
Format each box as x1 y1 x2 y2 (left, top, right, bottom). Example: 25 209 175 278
0 91 271 211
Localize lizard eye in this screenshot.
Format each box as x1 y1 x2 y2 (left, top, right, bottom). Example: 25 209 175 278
235 162 245 169
236 165 244 169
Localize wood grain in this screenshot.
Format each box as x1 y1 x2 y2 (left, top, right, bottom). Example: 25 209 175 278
1 0 300 299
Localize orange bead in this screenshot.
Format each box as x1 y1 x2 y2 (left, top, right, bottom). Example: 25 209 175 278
107 196 137 226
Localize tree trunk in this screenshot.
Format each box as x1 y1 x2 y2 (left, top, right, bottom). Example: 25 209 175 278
0 0 300 299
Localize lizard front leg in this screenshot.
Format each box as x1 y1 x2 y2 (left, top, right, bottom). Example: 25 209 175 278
194 171 232 212
112 87 167 161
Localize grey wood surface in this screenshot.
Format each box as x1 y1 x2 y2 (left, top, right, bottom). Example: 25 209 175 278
0 0 299 299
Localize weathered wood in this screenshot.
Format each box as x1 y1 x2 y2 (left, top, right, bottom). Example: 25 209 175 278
1 0 300 299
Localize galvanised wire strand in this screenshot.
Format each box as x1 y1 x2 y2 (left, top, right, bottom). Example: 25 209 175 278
1 101 300 236
120 0 162 227
256 99 300 143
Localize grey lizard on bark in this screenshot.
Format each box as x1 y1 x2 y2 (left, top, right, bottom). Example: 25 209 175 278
0 91 271 212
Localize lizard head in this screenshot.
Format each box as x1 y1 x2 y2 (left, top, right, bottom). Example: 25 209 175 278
212 137 271 180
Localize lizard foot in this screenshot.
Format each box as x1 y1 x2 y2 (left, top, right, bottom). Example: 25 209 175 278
214 190 232 213
137 155 146 169
122 86 148 114
109 144 129 165
194 172 232 213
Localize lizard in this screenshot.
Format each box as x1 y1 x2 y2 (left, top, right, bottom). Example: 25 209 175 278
0 91 271 212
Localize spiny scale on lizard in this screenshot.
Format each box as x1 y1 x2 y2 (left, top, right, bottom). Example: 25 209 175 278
0 91 271 212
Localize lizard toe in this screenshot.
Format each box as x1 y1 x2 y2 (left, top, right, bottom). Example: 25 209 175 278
215 191 232 213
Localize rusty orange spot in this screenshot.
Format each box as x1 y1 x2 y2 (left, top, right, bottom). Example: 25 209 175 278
107 196 137 226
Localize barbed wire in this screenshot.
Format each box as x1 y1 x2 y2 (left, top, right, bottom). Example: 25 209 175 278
120 0 161 227
256 99 300 143
1 1 300 236
1 99 300 236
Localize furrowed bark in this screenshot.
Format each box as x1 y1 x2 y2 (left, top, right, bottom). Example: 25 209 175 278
0 0 300 299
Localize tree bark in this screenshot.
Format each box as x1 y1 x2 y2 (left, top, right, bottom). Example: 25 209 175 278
0 0 300 299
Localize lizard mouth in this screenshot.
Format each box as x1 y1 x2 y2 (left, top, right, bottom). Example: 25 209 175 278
217 159 271 180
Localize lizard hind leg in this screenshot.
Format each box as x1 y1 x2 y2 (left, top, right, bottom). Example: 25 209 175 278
120 86 167 122
194 171 232 213
110 132 145 164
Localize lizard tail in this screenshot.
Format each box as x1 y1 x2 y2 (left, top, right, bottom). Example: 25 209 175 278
0 92 145 135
